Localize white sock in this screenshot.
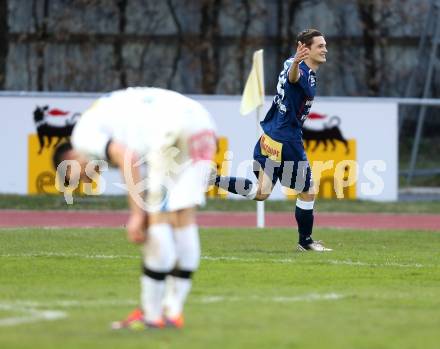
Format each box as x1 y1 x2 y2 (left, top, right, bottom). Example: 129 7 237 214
141 223 176 323
141 275 166 323
245 182 258 200
163 224 200 318
164 276 192 318
296 198 315 210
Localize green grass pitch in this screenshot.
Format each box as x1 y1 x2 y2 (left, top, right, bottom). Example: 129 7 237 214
1 227 439 349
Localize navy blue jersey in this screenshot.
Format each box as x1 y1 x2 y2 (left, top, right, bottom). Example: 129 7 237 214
260 59 316 142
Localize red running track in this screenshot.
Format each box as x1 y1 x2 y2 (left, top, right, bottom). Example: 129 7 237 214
0 210 439 230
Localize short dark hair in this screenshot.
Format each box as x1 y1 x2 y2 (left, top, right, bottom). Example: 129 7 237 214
297 29 323 47
52 142 73 170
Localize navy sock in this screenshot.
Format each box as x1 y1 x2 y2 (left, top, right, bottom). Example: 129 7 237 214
295 206 314 245
215 176 254 196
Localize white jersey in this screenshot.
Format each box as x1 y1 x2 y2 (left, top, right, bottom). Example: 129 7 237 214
72 87 217 212
72 87 215 160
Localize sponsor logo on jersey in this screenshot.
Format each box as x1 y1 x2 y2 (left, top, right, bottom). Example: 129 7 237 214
260 134 283 162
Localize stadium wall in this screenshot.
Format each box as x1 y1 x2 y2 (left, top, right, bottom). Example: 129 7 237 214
2 0 432 97
0 92 398 201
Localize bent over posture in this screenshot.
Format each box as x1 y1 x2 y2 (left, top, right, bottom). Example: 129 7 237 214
215 29 332 252
53 87 216 329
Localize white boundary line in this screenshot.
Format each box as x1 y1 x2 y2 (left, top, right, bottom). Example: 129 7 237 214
0 293 345 327
0 252 431 268
196 293 346 304
0 252 137 259
326 259 426 268
1 292 345 310
0 304 67 327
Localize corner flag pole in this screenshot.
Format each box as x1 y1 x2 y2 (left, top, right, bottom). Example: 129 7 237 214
239 49 265 228
256 106 265 228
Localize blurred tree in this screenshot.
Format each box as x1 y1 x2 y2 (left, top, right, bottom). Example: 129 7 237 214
1 0 434 97
275 0 320 65
32 0 50 91
275 0 297 65
114 0 127 88
237 0 251 92
357 0 380 96
123 2 167 89
218 0 265 92
329 0 360 95
0 0 7 89
199 0 222 94
165 0 183 89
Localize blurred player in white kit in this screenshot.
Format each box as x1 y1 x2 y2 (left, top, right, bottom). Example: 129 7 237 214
52 87 217 329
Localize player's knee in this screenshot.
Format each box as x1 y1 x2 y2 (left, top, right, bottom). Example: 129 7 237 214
174 208 196 228
298 192 315 201
144 246 177 272
144 223 177 272
254 193 270 201
255 183 272 200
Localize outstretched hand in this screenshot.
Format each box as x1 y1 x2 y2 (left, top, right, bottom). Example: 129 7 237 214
293 42 309 64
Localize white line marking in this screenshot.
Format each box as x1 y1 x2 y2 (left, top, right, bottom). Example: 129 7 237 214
202 256 429 268
326 259 426 268
0 252 137 259
271 293 344 302
198 296 226 304
0 304 67 327
1 293 345 313
202 256 298 263
2 300 137 308
0 253 430 268
197 293 346 304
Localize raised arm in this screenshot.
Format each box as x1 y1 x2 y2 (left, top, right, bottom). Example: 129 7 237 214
288 42 310 83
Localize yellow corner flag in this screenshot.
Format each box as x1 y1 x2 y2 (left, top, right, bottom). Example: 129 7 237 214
240 49 265 116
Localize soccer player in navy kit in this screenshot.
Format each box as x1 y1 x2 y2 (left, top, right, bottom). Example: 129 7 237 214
215 29 332 251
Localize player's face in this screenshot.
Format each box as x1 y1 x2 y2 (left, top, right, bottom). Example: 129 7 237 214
309 36 327 64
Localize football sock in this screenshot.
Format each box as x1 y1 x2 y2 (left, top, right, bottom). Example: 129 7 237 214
215 176 257 199
163 271 193 319
142 223 176 323
141 273 166 323
295 199 315 245
163 224 199 318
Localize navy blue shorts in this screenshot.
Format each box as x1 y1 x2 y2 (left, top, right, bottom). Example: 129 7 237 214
253 134 312 192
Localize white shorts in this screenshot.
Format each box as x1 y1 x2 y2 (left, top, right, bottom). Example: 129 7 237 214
145 109 216 213
155 160 213 212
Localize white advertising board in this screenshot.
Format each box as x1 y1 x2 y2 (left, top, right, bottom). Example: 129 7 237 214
0 92 398 201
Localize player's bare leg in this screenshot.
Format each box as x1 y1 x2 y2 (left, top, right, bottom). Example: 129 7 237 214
253 168 275 201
